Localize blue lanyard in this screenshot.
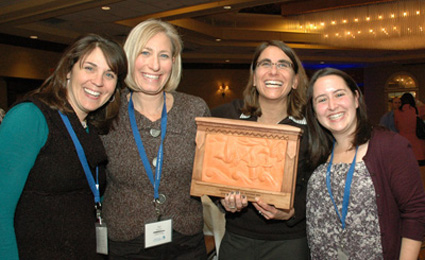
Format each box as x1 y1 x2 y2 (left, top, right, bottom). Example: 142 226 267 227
326 143 358 230
128 91 167 201
58 111 100 204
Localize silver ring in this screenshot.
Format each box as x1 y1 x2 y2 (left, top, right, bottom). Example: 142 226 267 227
258 210 263 215
228 206 236 209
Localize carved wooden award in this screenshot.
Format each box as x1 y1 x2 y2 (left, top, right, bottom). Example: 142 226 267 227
190 117 302 209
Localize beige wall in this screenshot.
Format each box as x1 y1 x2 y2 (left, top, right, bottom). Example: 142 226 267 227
179 68 249 110
0 44 61 80
0 44 60 109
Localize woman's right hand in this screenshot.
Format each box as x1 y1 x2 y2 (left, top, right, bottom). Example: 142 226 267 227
220 191 248 213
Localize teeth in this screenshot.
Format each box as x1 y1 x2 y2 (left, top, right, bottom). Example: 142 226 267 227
329 113 343 120
84 88 100 97
144 73 159 79
265 80 283 87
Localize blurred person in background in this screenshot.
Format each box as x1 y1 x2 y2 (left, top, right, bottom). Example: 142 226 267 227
379 97 401 132
0 108 5 124
395 92 425 166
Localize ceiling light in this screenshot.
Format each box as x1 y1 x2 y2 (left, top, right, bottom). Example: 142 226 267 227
289 0 425 50
30 35 38 39
223 6 231 10
101 6 111 11
215 38 222 42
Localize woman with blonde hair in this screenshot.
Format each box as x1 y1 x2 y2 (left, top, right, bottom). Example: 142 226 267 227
102 19 210 259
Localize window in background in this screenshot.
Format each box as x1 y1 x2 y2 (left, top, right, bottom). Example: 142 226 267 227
384 72 418 111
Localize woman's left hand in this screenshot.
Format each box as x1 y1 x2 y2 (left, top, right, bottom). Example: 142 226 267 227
253 197 295 220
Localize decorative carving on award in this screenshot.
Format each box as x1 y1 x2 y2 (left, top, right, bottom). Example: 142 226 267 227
190 117 302 209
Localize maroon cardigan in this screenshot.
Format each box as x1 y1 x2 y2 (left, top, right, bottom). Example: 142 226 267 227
363 127 425 259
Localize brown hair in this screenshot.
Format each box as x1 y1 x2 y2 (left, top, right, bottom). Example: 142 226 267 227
29 33 127 133
305 67 372 168
241 40 308 120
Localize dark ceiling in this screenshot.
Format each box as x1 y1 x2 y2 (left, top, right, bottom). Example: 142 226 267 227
1 0 424 68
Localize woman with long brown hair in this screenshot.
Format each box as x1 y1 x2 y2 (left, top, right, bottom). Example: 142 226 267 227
212 40 311 260
0 33 127 259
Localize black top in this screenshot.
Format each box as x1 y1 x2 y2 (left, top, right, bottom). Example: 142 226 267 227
211 99 312 240
14 97 107 259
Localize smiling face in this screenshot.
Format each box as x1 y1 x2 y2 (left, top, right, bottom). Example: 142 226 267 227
312 75 359 139
66 47 117 121
133 32 173 95
253 46 298 103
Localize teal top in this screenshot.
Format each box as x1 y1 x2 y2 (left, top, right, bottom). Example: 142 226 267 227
0 103 48 260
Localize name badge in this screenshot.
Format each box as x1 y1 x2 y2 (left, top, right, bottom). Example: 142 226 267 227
95 222 108 255
337 246 349 260
145 219 172 248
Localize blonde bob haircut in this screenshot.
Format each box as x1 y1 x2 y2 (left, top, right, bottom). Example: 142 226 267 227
124 19 183 92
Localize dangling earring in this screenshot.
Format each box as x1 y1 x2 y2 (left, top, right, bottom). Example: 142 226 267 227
109 93 116 103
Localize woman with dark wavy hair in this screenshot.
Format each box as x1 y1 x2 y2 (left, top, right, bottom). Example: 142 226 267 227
212 40 311 260
305 68 425 259
395 92 425 165
0 33 127 259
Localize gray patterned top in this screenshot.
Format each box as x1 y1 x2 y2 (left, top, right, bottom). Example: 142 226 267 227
101 90 210 241
307 161 383 260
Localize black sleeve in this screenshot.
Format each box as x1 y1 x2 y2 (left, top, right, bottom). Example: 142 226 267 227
286 124 312 227
211 99 244 119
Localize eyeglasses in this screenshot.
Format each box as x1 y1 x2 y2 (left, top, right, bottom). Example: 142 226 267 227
256 60 293 70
